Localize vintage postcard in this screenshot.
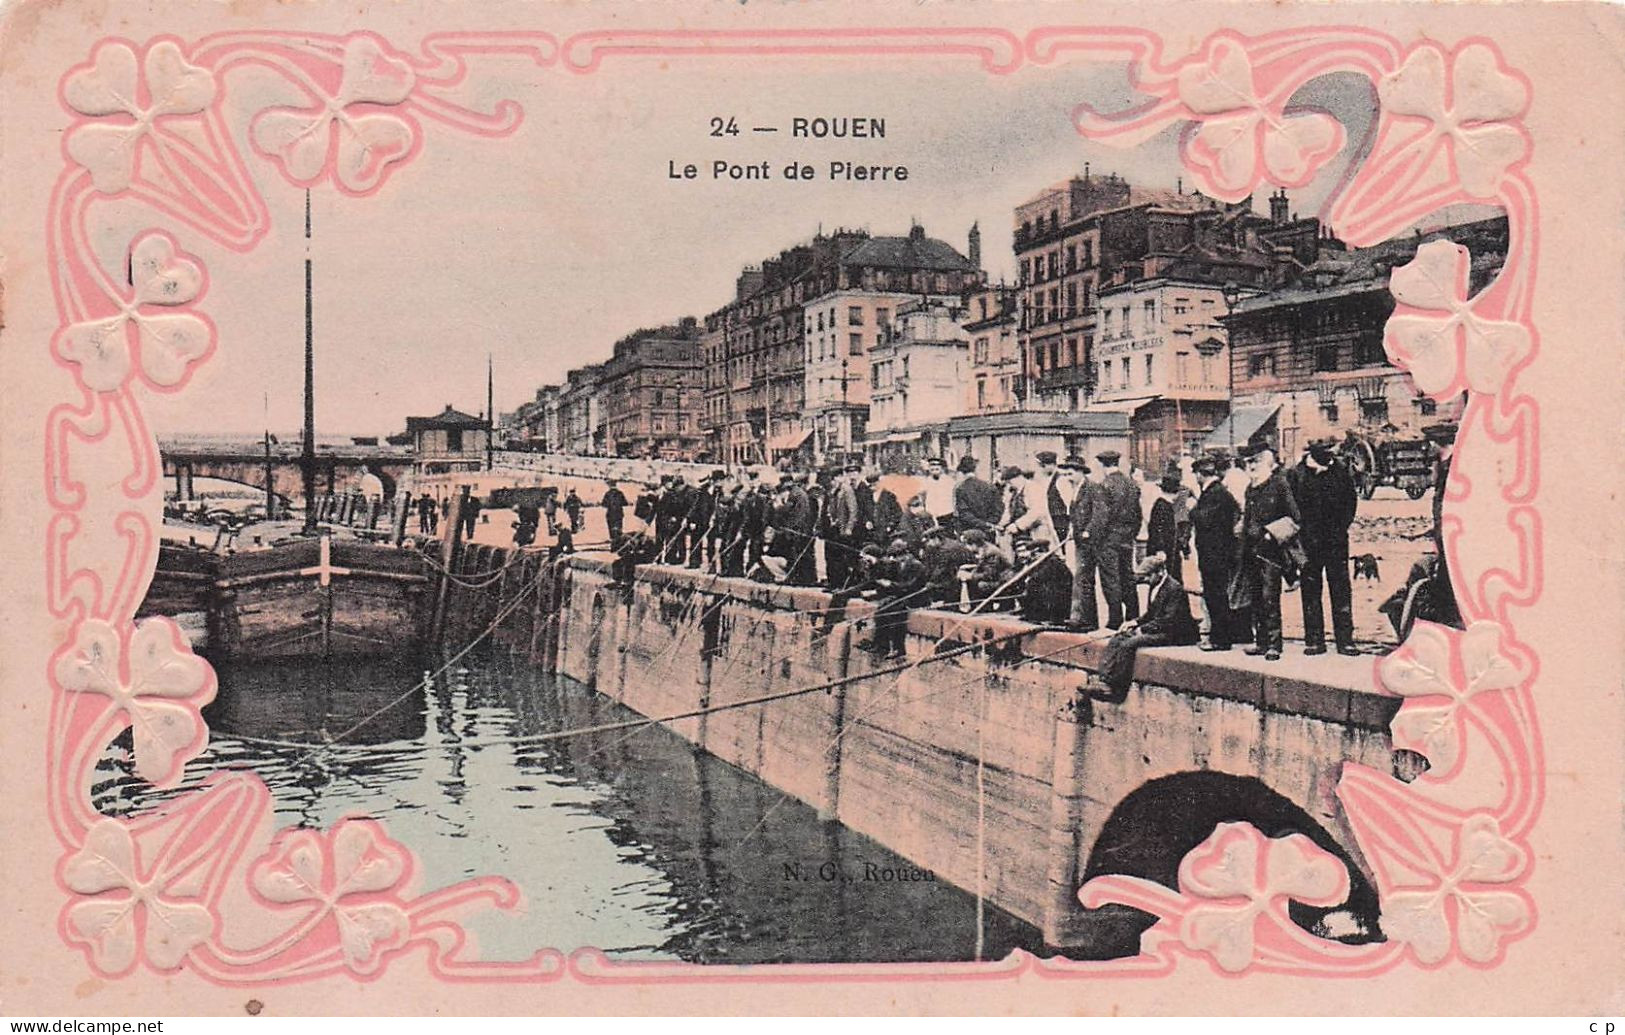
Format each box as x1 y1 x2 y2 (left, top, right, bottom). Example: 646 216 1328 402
1 0 1622 1017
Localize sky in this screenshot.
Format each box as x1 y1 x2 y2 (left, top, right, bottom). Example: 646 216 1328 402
124 51 1380 438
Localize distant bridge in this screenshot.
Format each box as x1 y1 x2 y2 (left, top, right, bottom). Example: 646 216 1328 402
159 438 415 503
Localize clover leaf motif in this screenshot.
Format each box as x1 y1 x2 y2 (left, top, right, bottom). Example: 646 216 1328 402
1379 813 1531 964
1175 38 1343 199
1383 239 1532 398
53 231 216 394
61 819 215 974
251 820 413 973
250 34 419 194
63 40 217 194
1379 43 1529 200
1378 621 1529 777
52 617 215 786
1175 823 1349 972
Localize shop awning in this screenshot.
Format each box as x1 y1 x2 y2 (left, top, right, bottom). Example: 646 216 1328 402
766 428 813 452
1203 404 1280 451
1084 397 1158 416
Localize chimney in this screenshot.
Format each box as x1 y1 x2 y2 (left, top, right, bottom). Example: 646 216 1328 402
1176 176 1183 194
909 223 926 241
1269 189 1290 224
967 222 982 270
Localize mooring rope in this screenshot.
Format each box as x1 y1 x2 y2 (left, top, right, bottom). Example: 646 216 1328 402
223 628 1037 755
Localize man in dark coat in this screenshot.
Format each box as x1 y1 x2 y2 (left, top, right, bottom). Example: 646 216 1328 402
868 471 900 547
739 473 769 574
1147 472 1184 586
825 465 863 590
872 539 928 660
920 525 976 607
952 455 1004 534
1068 461 1106 631
1189 457 1242 651
1096 553 1200 700
779 477 818 586
563 487 585 535
1098 450 1142 628
1290 440 1359 655
895 494 938 551
853 466 876 547
600 479 628 551
1237 443 1304 661
684 473 719 569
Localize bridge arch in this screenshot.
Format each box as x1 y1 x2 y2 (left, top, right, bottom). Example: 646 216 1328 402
1079 770 1384 958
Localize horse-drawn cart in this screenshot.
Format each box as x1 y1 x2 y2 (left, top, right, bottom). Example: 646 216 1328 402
1341 429 1439 500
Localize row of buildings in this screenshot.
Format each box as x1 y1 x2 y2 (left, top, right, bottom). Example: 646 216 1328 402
502 169 1504 476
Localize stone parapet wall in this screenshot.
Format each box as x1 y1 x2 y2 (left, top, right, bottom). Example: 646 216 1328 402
531 553 1404 950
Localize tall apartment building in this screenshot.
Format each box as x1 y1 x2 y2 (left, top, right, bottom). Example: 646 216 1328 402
701 225 983 466
597 318 705 461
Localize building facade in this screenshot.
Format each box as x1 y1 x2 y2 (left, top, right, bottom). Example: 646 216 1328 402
1222 216 1508 458
960 283 1022 417
702 225 983 466
802 288 964 465
557 364 604 456
406 405 490 477
863 302 971 471
597 318 705 461
1091 278 1241 473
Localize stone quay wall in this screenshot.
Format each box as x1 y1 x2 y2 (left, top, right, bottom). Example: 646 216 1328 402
462 552 1405 951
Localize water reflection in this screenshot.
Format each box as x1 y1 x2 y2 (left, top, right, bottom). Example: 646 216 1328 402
93 650 1044 964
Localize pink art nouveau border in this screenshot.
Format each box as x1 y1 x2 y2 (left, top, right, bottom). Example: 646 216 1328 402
40 25 1543 986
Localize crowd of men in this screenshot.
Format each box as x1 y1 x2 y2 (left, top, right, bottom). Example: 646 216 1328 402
592 433 1417 663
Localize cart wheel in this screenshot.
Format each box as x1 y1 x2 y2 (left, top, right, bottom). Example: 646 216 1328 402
1406 482 1427 501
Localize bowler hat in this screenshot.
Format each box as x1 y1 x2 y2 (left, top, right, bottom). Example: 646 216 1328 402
1000 465 1024 481
956 455 979 473
1034 450 1058 465
1159 472 1183 493
1192 458 1218 476
1095 449 1121 465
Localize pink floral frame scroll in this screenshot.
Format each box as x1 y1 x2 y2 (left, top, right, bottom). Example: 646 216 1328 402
42 25 1542 985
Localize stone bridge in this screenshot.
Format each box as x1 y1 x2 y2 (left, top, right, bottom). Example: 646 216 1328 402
160 440 415 505
547 555 1411 956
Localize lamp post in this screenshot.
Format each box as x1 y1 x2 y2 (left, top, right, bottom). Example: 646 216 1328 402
1220 281 1242 450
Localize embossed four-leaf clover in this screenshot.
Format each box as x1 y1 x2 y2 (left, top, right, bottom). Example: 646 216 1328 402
63 40 216 194
1379 43 1530 200
1378 621 1530 777
250 34 419 194
1176 37 1343 199
53 231 216 394
61 819 214 974
1176 822 1349 972
1379 813 1531 965
52 617 216 786
1384 239 1532 398
251 820 414 973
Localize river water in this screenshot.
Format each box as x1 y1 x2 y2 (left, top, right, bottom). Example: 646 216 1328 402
93 650 1043 964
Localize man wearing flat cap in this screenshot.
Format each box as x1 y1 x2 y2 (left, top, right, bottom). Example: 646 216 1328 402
1097 449 1142 628
1289 439 1359 655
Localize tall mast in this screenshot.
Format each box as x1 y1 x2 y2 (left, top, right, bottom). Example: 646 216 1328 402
301 189 317 532
486 353 494 471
